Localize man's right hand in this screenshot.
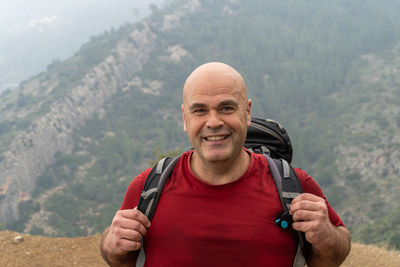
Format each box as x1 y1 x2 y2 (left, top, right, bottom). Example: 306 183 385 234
101 207 151 265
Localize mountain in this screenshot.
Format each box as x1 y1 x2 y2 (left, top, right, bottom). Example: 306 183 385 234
335 45 400 247
0 0 400 248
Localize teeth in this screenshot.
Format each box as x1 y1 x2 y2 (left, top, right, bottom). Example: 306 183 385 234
206 136 226 141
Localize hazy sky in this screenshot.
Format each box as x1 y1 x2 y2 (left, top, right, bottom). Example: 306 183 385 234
0 0 160 36
0 0 164 91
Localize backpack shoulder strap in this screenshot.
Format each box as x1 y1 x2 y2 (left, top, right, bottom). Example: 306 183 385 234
264 155 310 267
136 154 181 267
137 155 181 221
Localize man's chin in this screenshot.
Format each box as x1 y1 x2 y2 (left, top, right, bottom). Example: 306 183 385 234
202 151 231 163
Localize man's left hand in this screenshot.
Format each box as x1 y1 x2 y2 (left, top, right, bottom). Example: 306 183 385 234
289 193 335 247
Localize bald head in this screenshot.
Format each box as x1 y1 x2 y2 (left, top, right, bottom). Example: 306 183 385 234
183 62 248 106
180 62 252 170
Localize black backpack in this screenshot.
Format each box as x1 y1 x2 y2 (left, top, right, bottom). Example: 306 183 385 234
136 117 310 267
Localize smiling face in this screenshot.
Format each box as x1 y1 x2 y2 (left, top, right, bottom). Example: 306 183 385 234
182 62 251 164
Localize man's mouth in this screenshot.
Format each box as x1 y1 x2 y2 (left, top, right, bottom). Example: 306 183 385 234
204 135 229 141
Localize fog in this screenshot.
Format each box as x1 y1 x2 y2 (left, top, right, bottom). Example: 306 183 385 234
0 0 164 92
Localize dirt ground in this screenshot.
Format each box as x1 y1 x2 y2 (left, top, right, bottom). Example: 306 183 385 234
0 230 107 267
1 230 400 266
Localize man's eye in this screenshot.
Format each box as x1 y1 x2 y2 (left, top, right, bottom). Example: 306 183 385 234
221 106 234 112
193 109 207 114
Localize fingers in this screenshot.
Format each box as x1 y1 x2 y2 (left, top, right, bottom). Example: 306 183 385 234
115 210 150 236
289 193 327 228
291 209 326 231
289 193 334 245
113 236 143 252
290 193 322 207
289 193 327 218
292 208 319 222
106 208 151 254
119 208 151 229
112 227 144 242
291 219 313 233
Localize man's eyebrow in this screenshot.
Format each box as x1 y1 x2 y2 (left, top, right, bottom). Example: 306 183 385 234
189 103 207 111
218 100 239 107
189 100 239 111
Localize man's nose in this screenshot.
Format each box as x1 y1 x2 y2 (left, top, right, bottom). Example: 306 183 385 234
205 111 224 128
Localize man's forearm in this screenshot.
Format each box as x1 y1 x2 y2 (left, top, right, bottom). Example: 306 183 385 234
307 226 351 267
100 227 114 265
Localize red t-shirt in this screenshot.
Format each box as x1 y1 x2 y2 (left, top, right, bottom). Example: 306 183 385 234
121 151 344 267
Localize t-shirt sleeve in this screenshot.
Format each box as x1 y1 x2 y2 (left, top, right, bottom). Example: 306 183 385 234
294 168 346 227
120 168 152 210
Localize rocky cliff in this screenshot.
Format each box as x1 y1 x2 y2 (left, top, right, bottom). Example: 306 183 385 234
0 22 157 225
332 44 400 226
0 0 202 229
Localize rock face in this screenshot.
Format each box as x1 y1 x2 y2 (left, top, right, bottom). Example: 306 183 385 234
332 44 400 226
0 22 156 225
0 0 203 230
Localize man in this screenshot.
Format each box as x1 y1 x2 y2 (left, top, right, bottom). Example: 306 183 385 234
100 62 351 266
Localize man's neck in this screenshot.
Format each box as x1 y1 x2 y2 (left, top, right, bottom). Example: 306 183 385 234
191 149 251 185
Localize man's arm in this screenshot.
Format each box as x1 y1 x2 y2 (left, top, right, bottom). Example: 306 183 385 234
307 225 351 266
100 208 151 266
290 193 351 267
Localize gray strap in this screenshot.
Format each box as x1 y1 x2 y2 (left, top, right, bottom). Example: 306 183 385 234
136 158 167 267
141 188 158 200
265 155 306 267
144 199 154 218
136 241 146 267
282 159 290 178
264 155 284 207
157 156 181 188
293 243 306 267
155 158 167 174
136 155 181 267
265 155 283 194
282 192 300 199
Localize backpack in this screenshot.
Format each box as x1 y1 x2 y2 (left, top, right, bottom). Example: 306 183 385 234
136 117 310 267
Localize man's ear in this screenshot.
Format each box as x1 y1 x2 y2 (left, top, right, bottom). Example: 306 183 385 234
181 104 187 132
246 99 252 127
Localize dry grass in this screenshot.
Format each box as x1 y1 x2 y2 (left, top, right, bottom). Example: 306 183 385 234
342 242 400 267
1 230 400 266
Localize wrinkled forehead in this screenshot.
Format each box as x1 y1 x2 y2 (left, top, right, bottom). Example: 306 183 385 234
183 63 247 104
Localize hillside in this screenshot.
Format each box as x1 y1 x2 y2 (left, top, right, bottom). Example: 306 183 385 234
1 230 400 267
0 0 400 249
